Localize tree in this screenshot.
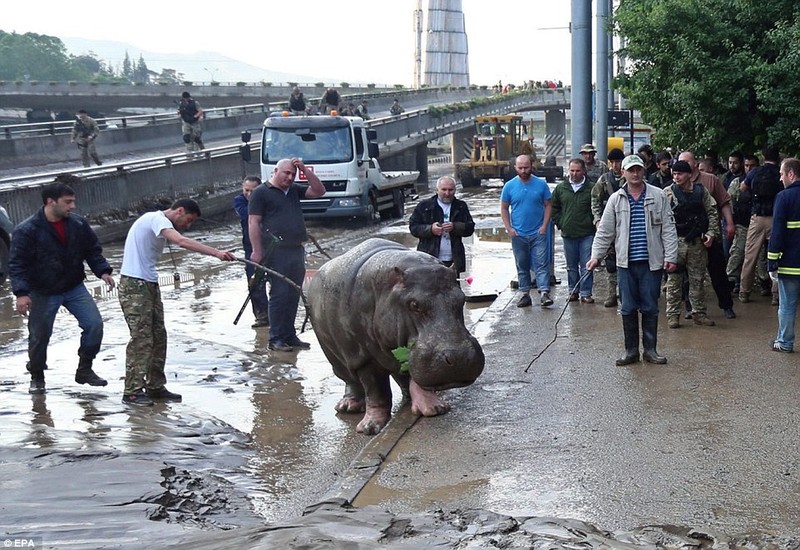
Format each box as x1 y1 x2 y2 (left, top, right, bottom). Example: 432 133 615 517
122 51 133 81
614 0 800 156
0 31 75 80
133 54 149 84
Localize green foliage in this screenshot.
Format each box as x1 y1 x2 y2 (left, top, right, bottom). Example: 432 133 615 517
340 82 350 88
315 82 325 88
391 341 415 373
367 83 376 89
394 84 404 89
614 0 800 155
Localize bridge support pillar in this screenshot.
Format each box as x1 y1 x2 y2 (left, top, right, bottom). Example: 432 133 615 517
450 127 474 165
544 110 567 165
415 143 429 189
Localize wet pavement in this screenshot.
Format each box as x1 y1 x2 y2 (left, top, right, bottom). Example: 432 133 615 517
3 172 800 548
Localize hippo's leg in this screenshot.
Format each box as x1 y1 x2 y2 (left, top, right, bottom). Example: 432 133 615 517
335 382 366 414
355 367 393 435
409 379 451 417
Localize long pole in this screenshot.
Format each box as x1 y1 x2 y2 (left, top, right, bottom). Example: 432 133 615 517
571 0 593 158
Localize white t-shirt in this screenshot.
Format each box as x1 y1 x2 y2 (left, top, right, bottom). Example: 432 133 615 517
120 210 175 282
437 198 453 262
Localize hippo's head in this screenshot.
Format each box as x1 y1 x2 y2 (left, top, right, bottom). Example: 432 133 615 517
374 256 485 390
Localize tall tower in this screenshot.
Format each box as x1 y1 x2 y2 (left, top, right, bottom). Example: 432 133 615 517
423 0 470 87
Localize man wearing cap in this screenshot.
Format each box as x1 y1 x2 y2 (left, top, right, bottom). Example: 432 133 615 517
591 147 626 307
588 155 678 366
580 143 607 184
663 161 720 328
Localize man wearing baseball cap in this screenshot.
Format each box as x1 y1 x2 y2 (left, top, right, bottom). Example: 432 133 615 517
588 155 678 366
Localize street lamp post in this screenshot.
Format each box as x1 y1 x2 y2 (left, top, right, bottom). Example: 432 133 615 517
203 67 218 84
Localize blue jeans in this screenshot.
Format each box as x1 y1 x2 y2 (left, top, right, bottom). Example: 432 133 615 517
617 261 664 316
511 233 550 293
267 246 306 343
563 234 594 297
775 277 800 351
27 284 103 373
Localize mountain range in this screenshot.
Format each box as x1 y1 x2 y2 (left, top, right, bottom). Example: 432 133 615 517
62 37 329 85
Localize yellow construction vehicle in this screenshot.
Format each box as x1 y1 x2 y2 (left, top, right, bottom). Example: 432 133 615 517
454 115 562 187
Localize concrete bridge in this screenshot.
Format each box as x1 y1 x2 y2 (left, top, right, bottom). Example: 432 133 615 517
0 88 571 236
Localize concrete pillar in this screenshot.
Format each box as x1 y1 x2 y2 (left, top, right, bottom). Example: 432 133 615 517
570 0 592 158
415 143 429 187
545 110 567 165
594 0 609 161
450 127 474 163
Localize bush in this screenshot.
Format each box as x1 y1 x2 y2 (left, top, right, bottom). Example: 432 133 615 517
210 81 220 86
30 80 39 86
182 81 193 86
394 84 404 89
236 81 246 87
315 82 325 88
367 83 376 89
49 81 58 86
340 82 350 88
287 81 298 87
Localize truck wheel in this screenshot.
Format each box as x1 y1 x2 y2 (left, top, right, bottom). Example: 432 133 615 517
388 188 405 219
366 190 380 223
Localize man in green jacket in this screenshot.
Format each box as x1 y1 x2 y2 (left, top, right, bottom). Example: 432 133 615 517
552 158 596 302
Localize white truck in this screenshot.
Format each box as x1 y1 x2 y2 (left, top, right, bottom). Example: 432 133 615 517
243 113 419 220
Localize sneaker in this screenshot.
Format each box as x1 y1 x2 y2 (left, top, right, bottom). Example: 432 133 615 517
580 296 595 304
29 374 45 395
286 337 311 350
684 310 693 320
761 287 773 297
146 387 182 401
540 292 553 307
568 293 579 302
268 340 295 352
772 341 793 353
517 294 532 308
122 391 155 406
604 295 618 308
723 308 736 319
251 319 270 328
738 292 750 303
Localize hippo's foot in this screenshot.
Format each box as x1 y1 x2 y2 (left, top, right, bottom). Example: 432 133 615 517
335 394 366 414
356 404 392 435
409 379 451 417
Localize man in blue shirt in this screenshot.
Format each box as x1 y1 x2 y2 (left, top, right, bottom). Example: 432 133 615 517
233 176 269 328
501 154 553 307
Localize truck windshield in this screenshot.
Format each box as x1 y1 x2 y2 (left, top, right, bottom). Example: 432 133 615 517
262 126 353 164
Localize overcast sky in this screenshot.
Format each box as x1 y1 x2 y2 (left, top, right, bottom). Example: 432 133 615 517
4 1 576 86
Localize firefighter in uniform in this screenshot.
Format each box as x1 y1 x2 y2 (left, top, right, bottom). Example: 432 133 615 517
664 161 720 328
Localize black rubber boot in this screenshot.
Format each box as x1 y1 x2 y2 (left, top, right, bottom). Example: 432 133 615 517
641 314 667 364
29 371 45 395
616 314 640 366
75 357 108 387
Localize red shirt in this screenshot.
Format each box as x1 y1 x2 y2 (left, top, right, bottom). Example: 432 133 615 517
49 218 67 245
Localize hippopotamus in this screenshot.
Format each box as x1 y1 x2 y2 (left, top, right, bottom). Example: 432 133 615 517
308 238 485 435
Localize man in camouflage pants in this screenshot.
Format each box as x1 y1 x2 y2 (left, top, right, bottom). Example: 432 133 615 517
118 199 235 406
664 161 720 328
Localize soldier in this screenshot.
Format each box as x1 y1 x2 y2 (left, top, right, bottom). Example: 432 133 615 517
663 161 720 328
726 154 762 293
177 92 204 153
390 99 405 116
70 110 102 167
591 147 626 307
580 143 607 184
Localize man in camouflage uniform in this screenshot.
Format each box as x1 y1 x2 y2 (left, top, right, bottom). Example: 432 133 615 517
591 148 626 307
581 143 607 185
177 92 204 153
71 110 102 167
664 161 720 328
726 154 768 292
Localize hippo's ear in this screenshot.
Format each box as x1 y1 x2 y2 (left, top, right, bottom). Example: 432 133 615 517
386 266 406 289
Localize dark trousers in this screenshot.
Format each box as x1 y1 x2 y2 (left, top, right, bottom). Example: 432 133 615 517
706 239 733 310
267 246 306 343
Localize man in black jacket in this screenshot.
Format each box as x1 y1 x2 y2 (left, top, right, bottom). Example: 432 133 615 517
9 175 115 394
409 176 475 274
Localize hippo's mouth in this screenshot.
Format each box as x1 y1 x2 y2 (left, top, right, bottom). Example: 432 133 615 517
415 379 477 392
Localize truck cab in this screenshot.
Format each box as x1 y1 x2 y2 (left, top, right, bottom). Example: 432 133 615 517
252 113 416 221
